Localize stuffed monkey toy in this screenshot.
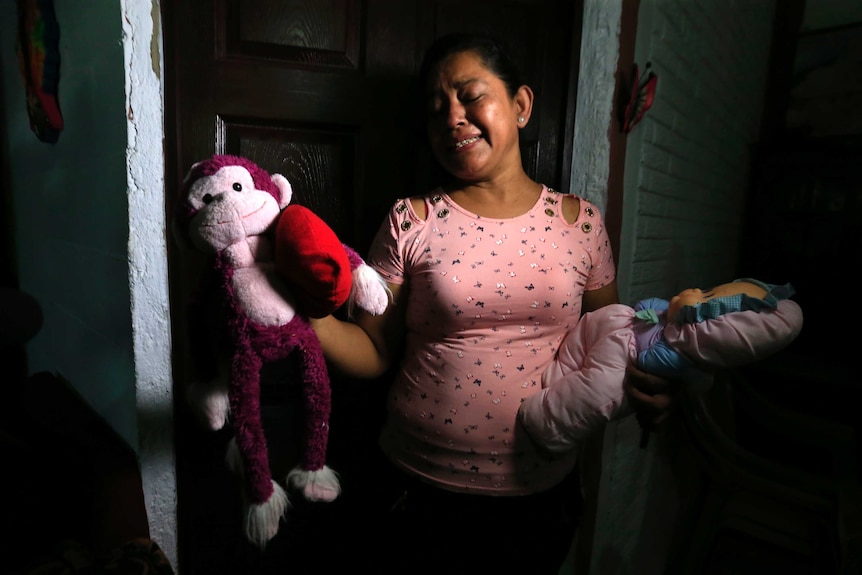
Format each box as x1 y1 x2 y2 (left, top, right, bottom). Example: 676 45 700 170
174 154 389 548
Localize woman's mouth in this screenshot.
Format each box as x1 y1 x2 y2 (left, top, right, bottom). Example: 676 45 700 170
455 136 480 148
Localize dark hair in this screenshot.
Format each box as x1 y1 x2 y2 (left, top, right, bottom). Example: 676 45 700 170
418 33 523 98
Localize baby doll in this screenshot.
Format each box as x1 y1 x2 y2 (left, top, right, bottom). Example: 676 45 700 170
518 278 803 454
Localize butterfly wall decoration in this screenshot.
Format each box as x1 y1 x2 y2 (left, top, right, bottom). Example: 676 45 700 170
621 62 658 133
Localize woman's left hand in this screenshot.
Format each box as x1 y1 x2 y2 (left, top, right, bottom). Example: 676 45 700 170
623 363 679 434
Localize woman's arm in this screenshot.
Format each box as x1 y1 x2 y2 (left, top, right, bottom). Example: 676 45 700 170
310 281 407 379
582 280 620 314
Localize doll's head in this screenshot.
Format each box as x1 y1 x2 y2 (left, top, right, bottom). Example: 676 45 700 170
175 154 291 255
668 278 794 325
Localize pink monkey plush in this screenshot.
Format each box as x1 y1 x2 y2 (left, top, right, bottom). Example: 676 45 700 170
174 154 389 548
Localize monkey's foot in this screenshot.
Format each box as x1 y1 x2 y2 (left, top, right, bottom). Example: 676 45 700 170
244 480 289 548
287 465 341 502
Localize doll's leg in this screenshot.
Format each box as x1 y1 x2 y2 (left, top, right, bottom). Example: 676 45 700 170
227 349 288 548
285 327 341 502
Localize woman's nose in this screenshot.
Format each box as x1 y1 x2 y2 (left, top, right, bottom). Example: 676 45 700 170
444 100 466 128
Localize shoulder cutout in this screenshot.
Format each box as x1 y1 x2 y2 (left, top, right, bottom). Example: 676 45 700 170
409 197 427 220
561 194 581 224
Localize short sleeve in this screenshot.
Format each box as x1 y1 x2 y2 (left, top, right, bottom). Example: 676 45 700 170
581 199 616 291
366 198 422 286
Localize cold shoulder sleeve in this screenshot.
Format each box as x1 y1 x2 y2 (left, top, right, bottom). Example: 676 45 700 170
578 197 616 292
366 198 425 285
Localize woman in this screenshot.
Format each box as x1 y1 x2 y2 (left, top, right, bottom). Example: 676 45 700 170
311 32 675 574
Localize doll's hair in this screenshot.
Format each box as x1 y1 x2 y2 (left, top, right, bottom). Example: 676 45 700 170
674 278 796 324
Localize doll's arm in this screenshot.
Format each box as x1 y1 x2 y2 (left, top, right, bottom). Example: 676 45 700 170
275 204 352 318
342 243 390 317
274 205 390 318
518 304 637 454
185 268 231 430
664 299 803 369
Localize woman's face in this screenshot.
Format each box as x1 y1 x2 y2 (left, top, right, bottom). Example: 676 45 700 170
423 50 524 184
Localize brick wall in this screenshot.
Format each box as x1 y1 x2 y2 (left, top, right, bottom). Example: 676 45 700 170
584 3 778 575
618 0 776 305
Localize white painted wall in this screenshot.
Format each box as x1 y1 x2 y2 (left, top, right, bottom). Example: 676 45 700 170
570 0 623 213
121 0 176 567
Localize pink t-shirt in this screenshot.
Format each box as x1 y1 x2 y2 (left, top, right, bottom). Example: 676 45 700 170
368 185 616 495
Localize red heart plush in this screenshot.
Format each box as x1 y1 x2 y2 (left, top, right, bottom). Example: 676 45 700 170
275 205 352 318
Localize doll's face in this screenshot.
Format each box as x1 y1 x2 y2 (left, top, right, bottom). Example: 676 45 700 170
667 280 768 320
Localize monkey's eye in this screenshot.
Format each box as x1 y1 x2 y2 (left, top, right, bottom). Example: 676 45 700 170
233 182 242 191
202 194 213 204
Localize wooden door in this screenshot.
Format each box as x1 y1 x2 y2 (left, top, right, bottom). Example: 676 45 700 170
162 1 583 573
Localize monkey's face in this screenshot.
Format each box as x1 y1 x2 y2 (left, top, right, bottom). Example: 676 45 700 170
185 165 283 253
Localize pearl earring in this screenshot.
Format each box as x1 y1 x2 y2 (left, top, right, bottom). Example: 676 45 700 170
518 117 525 123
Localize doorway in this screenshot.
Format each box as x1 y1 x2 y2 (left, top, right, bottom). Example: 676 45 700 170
162 2 584 572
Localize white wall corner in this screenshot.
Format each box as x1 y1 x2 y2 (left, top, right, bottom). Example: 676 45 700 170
570 0 623 216
121 0 177 570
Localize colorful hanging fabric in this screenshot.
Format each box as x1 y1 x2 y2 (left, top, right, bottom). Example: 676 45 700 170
16 0 64 143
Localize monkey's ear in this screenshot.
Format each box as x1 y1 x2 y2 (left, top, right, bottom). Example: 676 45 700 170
271 174 292 209
182 161 204 187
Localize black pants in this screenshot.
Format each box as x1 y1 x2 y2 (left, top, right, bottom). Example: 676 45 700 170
226 451 582 575
353 459 584 575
